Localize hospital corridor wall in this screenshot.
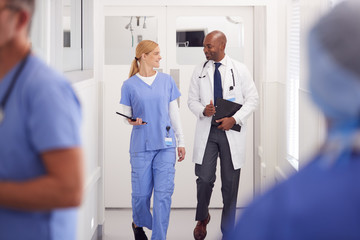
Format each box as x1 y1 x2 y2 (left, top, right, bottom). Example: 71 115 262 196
103 5 256 210
25 0 344 239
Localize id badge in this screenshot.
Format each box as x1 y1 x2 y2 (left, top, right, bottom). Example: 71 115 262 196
165 137 173 146
227 90 236 102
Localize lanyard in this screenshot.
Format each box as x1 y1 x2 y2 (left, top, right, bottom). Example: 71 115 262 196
0 52 31 123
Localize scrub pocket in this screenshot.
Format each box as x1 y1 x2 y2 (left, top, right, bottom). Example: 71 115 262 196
130 152 150 196
153 148 176 193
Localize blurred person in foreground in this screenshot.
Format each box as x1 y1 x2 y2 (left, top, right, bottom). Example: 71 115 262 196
0 0 83 239
225 1 360 239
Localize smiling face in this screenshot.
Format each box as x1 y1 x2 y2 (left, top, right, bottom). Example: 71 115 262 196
203 31 226 62
143 46 162 68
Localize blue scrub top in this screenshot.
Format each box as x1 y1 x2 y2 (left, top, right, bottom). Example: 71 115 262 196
0 55 82 240
120 72 181 153
226 152 360 240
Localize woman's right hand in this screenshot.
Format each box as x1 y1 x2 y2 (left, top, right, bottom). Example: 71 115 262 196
128 118 146 125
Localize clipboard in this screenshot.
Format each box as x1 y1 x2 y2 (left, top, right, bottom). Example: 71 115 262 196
211 98 242 132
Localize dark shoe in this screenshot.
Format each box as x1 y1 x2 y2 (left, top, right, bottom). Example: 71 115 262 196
132 222 148 240
193 213 211 240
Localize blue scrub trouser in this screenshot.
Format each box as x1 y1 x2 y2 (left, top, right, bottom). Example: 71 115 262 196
130 148 176 240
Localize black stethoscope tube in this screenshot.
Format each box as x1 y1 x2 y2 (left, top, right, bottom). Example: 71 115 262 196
0 51 31 123
198 60 236 89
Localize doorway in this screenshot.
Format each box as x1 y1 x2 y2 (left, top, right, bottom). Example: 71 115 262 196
103 6 256 208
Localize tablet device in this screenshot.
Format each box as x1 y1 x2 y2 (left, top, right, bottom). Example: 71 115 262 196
116 112 147 124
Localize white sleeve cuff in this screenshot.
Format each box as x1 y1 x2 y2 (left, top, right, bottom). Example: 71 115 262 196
121 104 132 125
169 100 185 147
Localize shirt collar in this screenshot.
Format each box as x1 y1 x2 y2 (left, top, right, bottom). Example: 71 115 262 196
214 54 227 67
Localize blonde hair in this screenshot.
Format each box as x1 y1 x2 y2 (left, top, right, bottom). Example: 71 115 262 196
129 40 159 78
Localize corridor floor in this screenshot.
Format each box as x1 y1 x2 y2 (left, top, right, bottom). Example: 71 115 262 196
103 208 236 240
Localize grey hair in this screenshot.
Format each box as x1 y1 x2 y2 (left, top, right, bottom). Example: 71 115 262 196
314 0 360 78
6 0 35 16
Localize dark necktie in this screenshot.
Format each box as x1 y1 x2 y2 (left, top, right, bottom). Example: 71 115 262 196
214 62 222 105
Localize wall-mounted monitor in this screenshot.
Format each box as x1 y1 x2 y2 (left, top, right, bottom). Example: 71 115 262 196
176 30 205 47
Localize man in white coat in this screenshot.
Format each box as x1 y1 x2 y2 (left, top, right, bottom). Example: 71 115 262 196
188 30 258 240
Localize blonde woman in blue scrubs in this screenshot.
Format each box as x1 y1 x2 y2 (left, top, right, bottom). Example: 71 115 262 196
120 40 186 240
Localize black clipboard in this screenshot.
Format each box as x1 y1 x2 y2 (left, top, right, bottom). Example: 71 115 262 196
211 98 242 132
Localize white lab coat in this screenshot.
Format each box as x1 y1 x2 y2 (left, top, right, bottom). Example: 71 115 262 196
188 55 258 169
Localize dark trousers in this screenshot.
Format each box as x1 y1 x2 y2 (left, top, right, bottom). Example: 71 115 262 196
195 125 241 235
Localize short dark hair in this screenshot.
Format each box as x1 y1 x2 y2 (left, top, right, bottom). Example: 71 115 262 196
6 0 35 17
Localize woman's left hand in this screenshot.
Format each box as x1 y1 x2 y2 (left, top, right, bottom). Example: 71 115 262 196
177 147 186 162
128 118 146 125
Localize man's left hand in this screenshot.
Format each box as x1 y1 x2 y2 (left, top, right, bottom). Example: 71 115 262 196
216 117 236 131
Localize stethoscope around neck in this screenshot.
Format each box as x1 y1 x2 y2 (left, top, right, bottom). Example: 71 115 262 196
198 60 236 90
0 51 31 124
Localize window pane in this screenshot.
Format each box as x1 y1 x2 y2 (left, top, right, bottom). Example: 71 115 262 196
287 0 300 169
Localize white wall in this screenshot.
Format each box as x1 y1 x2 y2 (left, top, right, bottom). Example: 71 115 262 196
105 16 158 65
258 0 282 192
298 1 329 167
73 79 101 240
